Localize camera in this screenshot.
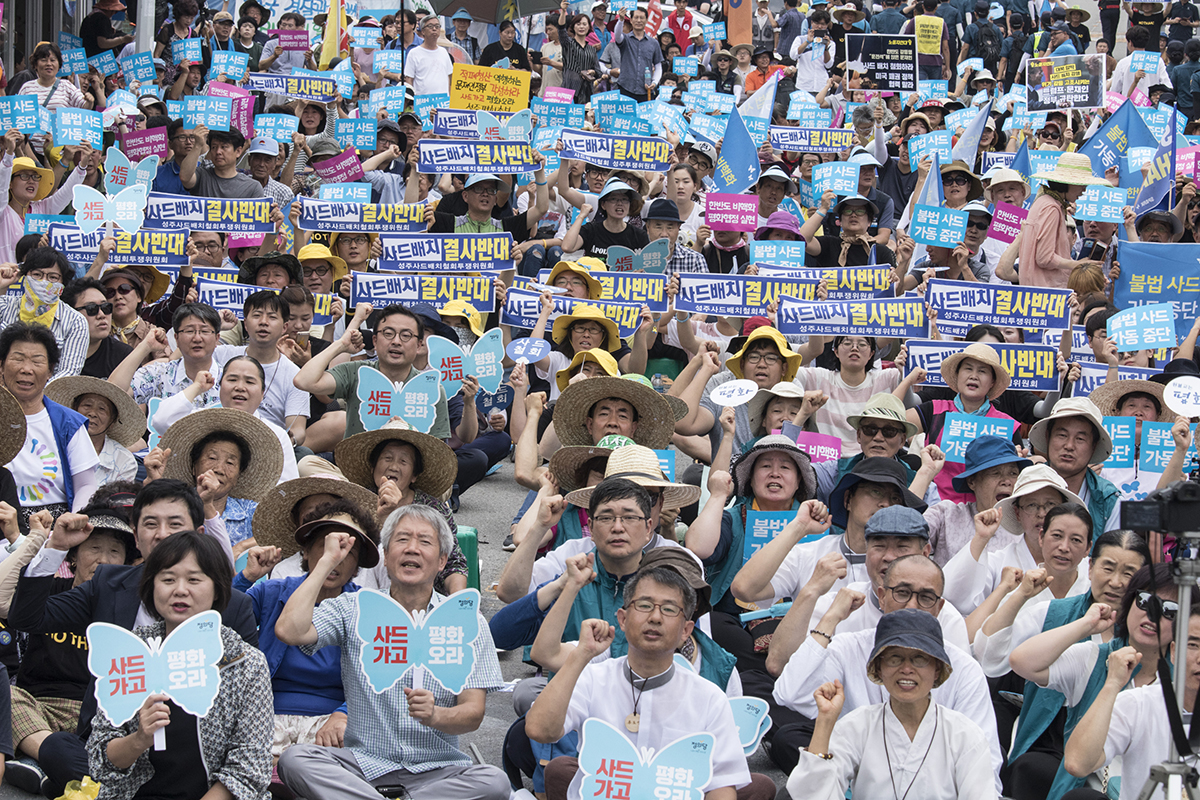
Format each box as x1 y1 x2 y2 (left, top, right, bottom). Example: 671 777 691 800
1121 480 1200 535
1077 237 1108 262
530 50 543 64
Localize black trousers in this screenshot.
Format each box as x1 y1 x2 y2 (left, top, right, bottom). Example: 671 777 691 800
1100 8 1121 51
37 731 89 799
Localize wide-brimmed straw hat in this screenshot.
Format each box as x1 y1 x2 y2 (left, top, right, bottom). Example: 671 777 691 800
731 434 817 500
1031 152 1111 186
160 408 284 501
547 260 603 299
939 342 1011 400
11 157 54 202
1089 379 1165 418
847 393 919 439
548 434 635 495
45 376 146 448
940 160 985 202
1066 5 1091 20
555 375 676 449
253 472 380 559
238 252 303 285
1028 397 1113 464
747 382 806 435
994 463 1085 533
103 265 170 305
551 304 622 353
334 419 458 498
900 113 934 139
290 512 381 569
565 443 701 509
0 388 25 467
297 243 348 284
832 3 866 21
726 326 803 383
867 609 953 688
556 348 620 392
984 168 1031 203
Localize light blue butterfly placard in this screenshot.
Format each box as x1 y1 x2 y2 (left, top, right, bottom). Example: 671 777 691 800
72 184 147 235
476 385 514 415
86 610 224 729
505 337 551 364
146 397 162 451
353 588 482 694
355 366 440 434
671 654 771 755
607 238 671 273
477 109 533 143
105 146 159 194
425 329 504 397
578 717 715 800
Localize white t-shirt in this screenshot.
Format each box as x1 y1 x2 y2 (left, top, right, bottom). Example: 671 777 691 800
768 533 868 605
793 365 902 456
1106 684 1197 800
12 409 99 506
404 46 454 96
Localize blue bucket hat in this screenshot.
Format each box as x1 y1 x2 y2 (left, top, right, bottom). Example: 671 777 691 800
867 609 953 687
951 435 1032 494
864 505 930 540
829 458 927 530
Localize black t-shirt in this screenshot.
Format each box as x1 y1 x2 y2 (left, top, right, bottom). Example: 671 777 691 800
16 577 90 700
478 41 532 71
80 11 117 57
578 220 650 262
83 336 134 380
810 237 895 268
139 701 208 800
878 151 919 215
1133 10 1167 50
430 210 535 243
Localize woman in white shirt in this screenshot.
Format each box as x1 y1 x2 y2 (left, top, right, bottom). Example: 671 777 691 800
790 608 998 800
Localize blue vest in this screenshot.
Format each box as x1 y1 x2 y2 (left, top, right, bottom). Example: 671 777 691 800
43 397 88 511
706 498 801 610
552 505 585 549
1083 469 1121 543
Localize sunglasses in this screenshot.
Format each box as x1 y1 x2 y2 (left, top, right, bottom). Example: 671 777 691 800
106 282 138 296
859 423 905 439
79 302 114 316
1039 129 1062 139
1136 591 1180 621
966 219 990 231
943 173 971 186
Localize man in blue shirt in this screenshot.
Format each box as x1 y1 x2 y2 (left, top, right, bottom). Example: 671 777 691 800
871 0 908 33
153 118 193 196
778 0 806 61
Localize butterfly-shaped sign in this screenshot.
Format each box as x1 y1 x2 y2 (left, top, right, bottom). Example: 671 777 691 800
477 109 533 143
607 238 671 273
505 337 552 364
105 145 159 194
354 588 482 694
578 717 715 800
146 396 162 451
72 184 147 235
87 610 224 731
356 366 440 434
425 329 504 397
671 654 771 755
476 385 515 415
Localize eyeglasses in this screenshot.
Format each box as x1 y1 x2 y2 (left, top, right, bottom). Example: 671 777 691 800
592 513 647 527
1136 591 1180 621
469 185 499 196
966 219 991 231
79 302 114 316
571 323 606 336
377 328 417 343
841 207 870 218
627 599 683 617
743 352 783 365
860 423 905 440
839 339 871 350
338 235 371 246
555 276 588 289
303 265 331 277
943 173 971 186
880 651 933 669
193 241 223 253
12 171 41 182
25 269 62 283
177 326 216 338
1018 499 1058 514
171 134 197 144
883 585 942 609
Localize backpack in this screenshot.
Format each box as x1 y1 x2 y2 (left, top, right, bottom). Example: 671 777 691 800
974 20 1003 70
1005 30 1028 82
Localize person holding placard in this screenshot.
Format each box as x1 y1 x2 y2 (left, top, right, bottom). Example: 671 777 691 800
1018 153 1109 289
274 504 509 800
85 531 273 800
152 0 200 89
798 192 897 268
0 142 91 263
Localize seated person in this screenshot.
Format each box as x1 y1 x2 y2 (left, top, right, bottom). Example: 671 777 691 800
45 375 145 487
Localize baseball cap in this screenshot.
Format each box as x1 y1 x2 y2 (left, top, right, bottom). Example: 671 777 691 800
248 136 280 156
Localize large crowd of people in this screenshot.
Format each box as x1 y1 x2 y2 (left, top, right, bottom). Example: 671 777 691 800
0 0 1193 797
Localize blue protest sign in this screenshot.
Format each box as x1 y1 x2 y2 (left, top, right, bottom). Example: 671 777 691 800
55 108 103 148
687 112 727 142
653 449 675 481
797 177 815 208
676 273 819 316
196 277 273 319
1139 421 1193 473
749 240 807 267
778 295 928 337
902 338 1059 392
774 265 893 300
58 48 88 76
1103 416 1137 469
1134 105 1176 217
945 106 979 131
425 329 505 396
351 25 383 48
918 79 948 99
502 287 642 339
559 128 671 172
742 510 795 565
791 104 833 126
812 162 860 197
416 140 538 175
182 96 232 131
50 223 186 267
0 96 41 135
957 57 984 75
1114 242 1200 342
87 51 119 76
87 610 223 726
982 152 1017 171
637 100 688 138
165 100 183 119
120 51 157 82
318 183 372 203
505 337 552 364
907 130 953 164
674 55 699 76
942 414 1016 462
297 199 426 233
477 385 515 415
592 91 638 127
253 113 300 142
703 21 727 39
927 279 1071 329
145 193 273 233
1075 363 1157 398
209 50 249 80
24 214 73 235
1078 100 1157 177
379 232 514 272
769 126 856 153
350 272 496 313
373 49 406 73
58 31 84 50
535 269 668 312
354 589 482 693
355 366 441 433
1131 51 1160 73
609 113 654 137
607 238 671 273
578 718 714 800
414 93 449 131
910 205 968 247
335 118 377 149
1107 302 1177 351
530 97 585 128
171 37 203 64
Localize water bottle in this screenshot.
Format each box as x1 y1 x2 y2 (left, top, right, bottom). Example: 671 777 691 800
653 373 664 393
644 66 652 89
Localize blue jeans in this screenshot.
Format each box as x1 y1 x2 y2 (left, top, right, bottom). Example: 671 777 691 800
919 63 944 80
518 242 563 279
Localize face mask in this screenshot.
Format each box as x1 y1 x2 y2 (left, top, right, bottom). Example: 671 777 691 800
18 275 63 327
24 275 63 305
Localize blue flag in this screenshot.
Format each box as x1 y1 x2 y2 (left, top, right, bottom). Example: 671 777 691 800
952 99 993 165
739 71 779 148
714 106 761 195
1076 99 1157 178
1134 107 1176 216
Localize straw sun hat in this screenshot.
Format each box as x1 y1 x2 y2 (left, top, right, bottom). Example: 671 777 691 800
334 418 459 498
45 375 146 448
554 375 676 449
0 388 25 466
564 442 701 509
252 473 379 558
939 342 1012 400
160 408 284 501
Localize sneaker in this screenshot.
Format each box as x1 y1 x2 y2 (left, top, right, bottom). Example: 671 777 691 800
502 533 516 552
5 756 46 795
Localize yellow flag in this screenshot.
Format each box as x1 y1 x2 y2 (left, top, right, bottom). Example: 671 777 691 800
319 0 342 70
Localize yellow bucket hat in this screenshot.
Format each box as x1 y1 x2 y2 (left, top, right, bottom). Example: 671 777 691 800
547 260 603 299
10 157 54 202
555 347 620 391
440 298 485 338
297 243 349 284
727 326 803 382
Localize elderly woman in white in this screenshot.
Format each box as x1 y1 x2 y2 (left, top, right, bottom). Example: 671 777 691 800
787 608 997 800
